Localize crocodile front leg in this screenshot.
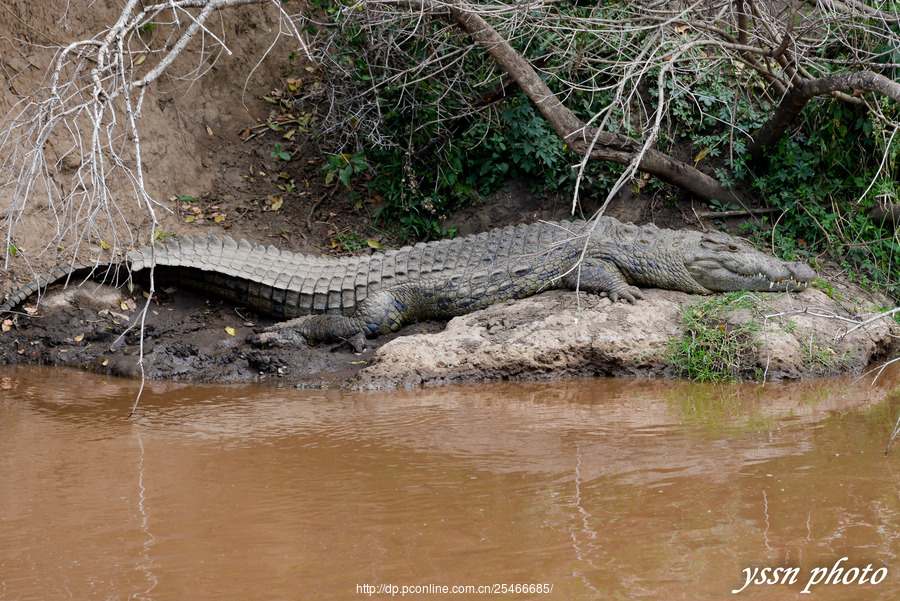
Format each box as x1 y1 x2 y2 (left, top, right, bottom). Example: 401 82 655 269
565 259 644 303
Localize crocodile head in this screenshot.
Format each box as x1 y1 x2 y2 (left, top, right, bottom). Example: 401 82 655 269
685 231 816 292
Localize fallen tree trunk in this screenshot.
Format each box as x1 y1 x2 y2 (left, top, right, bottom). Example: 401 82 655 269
376 1 900 210
431 0 746 205
869 201 900 229
748 71 900 162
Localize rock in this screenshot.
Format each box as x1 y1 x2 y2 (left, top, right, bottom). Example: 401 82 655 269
356 286 897 389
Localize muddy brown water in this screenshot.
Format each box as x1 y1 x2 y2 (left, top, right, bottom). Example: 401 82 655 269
2 366 900 600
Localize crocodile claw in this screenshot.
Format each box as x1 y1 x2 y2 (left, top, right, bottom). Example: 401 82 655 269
247 327 308 347
609 286 644 303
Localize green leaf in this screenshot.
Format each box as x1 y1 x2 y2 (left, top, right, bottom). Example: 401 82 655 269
339 167 352 188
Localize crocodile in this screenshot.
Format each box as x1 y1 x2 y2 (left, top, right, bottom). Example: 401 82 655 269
1 217 816 344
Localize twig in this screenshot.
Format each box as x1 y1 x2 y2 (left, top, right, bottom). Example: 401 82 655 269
885 405 900 456
695 207 781 219
306 185 339 231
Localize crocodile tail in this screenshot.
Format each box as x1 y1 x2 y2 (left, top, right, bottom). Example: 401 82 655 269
1 262 129 314
0 233 225 315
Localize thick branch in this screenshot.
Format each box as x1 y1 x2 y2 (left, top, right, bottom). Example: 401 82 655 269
748 71 900 161
771 0 800 60
443 1 742 204
735 0 748 46
817 0 900 25
870 201 900 229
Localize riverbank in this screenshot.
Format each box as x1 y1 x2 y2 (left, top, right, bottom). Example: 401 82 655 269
0 269 895 389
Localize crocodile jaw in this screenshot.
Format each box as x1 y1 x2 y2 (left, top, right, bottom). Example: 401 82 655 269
687 259 814 292
684 233 816 292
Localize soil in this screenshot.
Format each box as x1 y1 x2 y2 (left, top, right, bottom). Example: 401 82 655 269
0 280 450 387
0 2 896 388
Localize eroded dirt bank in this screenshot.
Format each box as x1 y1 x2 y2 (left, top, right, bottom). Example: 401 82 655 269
0 272 895 389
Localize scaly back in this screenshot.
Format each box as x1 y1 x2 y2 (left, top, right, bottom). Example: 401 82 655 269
2 220 591 317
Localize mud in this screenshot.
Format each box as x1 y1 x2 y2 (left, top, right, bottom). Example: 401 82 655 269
0 278 450 387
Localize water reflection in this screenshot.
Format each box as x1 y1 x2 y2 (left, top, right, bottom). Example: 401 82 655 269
1 365 899 600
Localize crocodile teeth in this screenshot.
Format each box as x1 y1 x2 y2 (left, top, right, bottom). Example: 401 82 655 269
769 281 774 289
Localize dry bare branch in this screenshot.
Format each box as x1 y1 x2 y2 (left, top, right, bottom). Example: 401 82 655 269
0 0 308 272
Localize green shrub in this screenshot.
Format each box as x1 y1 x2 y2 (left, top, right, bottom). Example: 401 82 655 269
666 293 762 382
746 101 900 296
